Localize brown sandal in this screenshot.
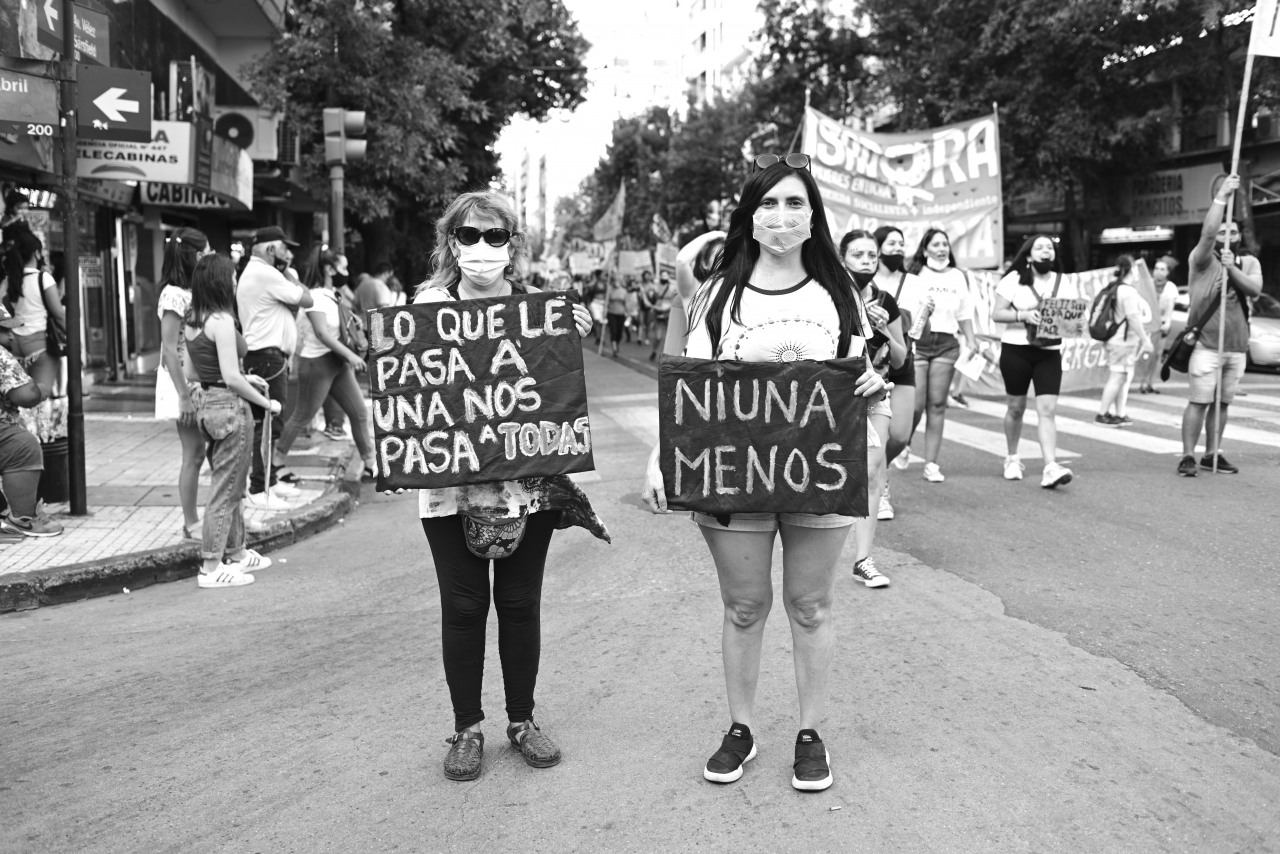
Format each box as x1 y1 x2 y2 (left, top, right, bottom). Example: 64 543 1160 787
507 720 561 768
443 730 484 781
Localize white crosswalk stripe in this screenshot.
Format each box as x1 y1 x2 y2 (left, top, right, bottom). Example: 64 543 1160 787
597 406 660 445
1055 396 1280 450
1129 392 1280 426
942 421 1079 460
963 398 1183 454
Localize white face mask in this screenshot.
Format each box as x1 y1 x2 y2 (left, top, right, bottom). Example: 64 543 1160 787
925 255 950 272
457 241 510 287
753 209 811 257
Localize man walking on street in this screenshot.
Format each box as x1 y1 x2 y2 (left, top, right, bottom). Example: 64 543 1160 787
238 226 312 508
1178 174 1262 476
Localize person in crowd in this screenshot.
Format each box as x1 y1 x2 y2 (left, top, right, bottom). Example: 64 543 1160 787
1095 255 1153 428
1 190 31 244
389 190 605 783
602 271 629 357
903 227 981 483
872 225 921 506
355 263 397 316
275 246 376 479
1138 255 1179 394
237 226 312 510
1178 174 1261 476
624 275 642 344
183 255 277 587
0 311 62 538
643 155 887 792
842 228 905 587
3 230 64 396
664 231 726 357
157 228 213 541
648 270 676 362
637 269 656 344
991 234 1075 488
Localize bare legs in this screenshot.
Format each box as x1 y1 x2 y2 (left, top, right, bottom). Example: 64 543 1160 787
701 523 849 731
885 384 915 464
1099 368 1134 419
854 411 891 563
911 358 956 465
175 419 206 532
1004 393 1059 465
1182 401 1228 457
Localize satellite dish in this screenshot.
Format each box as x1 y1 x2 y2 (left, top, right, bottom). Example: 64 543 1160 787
215 112 255 149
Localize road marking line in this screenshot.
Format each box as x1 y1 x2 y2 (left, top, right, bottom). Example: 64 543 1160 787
598 406 660 445
943 421 1079 460
1125 391 1280 426
1056 396 1280 449
964 398 1183 454
594 392 657 405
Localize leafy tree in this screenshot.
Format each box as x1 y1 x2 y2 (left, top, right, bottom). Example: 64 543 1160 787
663 97 754 236
583 107 673 247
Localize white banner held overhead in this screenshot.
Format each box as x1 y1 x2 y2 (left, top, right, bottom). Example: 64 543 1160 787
1251 0 1280 57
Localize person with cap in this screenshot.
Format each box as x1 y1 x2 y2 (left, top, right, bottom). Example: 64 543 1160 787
0 305 62 539
236 226 313 510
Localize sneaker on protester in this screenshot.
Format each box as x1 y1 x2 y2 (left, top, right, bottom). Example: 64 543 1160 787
853 556 891 588
246 491 291 511
224 548 273 572
877 492 894 521
1094 413 1119 426
1114 415 1134 427
1200 452 1239 474
892 448 911 470
922 462 945 483
703 723 756 784
1041 462 1073 489
1 513 64 538
1177 455 1198 477
792 730 833 792
197 567 254 588
271 481 300 499
1003 455 1024 481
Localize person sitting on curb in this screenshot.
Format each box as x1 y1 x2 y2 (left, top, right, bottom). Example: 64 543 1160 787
0 308 63 539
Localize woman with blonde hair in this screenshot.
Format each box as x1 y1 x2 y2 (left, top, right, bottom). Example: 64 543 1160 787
395 191 608 783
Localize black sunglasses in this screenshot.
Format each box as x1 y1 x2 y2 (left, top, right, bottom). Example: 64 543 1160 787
753 153 811 173
453 226 514 247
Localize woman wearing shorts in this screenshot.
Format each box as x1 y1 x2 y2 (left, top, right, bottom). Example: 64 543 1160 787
842 229 905 587
904 228 980 483
991 234 1074 489
642 155 887 792
1095 256 1152 426
871 225 920 509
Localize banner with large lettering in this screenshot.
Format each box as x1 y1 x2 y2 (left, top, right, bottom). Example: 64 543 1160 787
802 106 1003 269
659 356 869 516
368 293 595 491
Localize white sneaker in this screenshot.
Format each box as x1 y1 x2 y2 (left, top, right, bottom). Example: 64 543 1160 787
1003 456 1025 480
1041 462 1073 489
225 548 273 572
245 491 291 511
197 568 254 588
271 482 300 498
922 462 945 483
892 447 911 470
877 493 894 520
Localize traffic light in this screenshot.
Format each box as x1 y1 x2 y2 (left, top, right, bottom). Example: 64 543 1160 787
323 108 367 165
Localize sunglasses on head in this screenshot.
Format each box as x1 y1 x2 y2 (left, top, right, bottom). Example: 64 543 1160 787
453 226 513 247
753 153 811 173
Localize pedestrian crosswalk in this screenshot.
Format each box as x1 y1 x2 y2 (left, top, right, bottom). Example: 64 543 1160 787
595 381 1280 464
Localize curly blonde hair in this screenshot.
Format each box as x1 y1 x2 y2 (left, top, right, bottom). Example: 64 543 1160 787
418 191 527 297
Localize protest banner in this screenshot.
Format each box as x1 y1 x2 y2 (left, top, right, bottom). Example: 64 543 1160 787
801 106 1003 269
659 356 869 516
367 292 594 491
1036 298 1091 339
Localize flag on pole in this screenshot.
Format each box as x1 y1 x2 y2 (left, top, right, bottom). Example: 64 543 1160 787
592 183 626 242
1250 0 1280 57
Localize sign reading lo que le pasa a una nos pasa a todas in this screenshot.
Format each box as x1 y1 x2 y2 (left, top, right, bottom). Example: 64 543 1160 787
368 292 595 491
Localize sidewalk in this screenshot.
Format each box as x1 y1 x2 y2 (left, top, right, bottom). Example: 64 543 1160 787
0 411 363 612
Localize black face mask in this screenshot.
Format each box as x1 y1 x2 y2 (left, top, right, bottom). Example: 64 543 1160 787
881 254 905 273
1031 258 1054 274
851 269 876 287
331 272 349 290
1213 238 1242 262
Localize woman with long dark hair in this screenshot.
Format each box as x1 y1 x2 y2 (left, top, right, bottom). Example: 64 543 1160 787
1095 255 1153 426
642 157 887 792
903 228 980 483
157 227 212 540
183 255 278 588
662 230 726 357
3 229 64 395
991 234 1074 488
871 225 921 511
275 245 376 478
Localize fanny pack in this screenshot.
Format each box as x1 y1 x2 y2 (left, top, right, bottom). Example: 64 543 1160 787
462 513 528 559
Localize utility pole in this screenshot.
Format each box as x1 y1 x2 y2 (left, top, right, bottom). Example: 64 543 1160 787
60 4 86 516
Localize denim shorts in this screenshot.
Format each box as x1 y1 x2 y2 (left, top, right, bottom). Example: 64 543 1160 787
914 331 960 364
692 511 855 532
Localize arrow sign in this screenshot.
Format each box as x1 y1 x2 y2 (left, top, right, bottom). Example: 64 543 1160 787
43 0 58 31
77 65 151 142
36 1 112 66
93 88 138 123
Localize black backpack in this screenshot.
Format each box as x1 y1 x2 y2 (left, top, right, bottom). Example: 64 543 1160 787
1088 280 1127 342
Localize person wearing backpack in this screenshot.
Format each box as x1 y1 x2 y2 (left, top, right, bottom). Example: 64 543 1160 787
1093 256 1153 427
275 245 376 480
1177 174 1262 475
991 234 1075 488
871 225 920 516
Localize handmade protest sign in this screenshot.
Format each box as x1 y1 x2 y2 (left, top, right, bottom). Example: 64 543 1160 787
659 356 869 516
367 292 594 491
1036 297 1091 339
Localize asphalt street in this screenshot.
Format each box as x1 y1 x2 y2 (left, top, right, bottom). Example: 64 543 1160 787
2 345 1278 853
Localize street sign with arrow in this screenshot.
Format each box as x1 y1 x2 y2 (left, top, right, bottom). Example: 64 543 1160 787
36 0 112 67
77 65 150 142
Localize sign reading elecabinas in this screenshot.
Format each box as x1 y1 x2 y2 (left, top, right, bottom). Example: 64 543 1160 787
368 293 595 491
659 356 869 516
801 106 1003 269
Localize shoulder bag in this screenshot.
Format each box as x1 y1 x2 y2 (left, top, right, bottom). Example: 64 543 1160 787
1161 284 1224 380
1024 273 1062 347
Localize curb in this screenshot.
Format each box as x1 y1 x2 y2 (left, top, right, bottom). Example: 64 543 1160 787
0 447 364 614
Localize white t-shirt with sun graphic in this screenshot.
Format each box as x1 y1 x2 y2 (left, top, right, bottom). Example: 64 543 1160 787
685 276 863 362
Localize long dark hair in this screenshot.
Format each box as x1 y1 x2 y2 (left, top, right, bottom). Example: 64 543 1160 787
4 229 43 305
187 254 239 330
873 225 905 253
1008 233 1063 286
159 227 208 292
301 245 344 289
907 227 957 274
1112 254 1134 284
691 163 864 358
693 235 725 282
839 228 878 259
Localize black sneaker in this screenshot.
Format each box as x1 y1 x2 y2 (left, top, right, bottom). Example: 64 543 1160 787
792 729 832 791
703 723 756 783
1114 415 1134 427
1094 413 1118 426
1177 455 1198 477
1200 453 1239 474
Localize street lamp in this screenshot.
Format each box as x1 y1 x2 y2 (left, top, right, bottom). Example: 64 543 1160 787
323 107 367 254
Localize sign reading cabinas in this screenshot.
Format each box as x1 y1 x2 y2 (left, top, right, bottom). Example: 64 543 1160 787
659 356 869 516
367 292 594 491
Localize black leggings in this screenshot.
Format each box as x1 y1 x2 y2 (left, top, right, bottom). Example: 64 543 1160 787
1000 343 1063 397
422 512 558 731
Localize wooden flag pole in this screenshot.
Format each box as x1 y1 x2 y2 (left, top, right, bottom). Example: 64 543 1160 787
1214 50 1255 472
